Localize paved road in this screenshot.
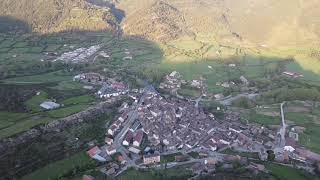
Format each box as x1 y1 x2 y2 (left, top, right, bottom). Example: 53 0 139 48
219 93 259 106
113 85 156 168
279 102 286 147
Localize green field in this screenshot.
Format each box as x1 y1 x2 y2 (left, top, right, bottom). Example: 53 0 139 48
47 104 89 118
283 111 320 154
118 167 193 180
3 71 73 84
25 91 49 112
221 148 259 159
243 112 280 126
0 116 53 139
62 95 95 106
161 152 183 163
0 93 95 139
266 163 319 180
51 81 84 91
286 60 320 84
178 86 201 98
22 151 96 180
0 111 30 129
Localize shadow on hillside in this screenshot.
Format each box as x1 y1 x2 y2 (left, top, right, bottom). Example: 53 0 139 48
0 15 165 179
86 0 125 22
0 16 30 34
0 15 163 111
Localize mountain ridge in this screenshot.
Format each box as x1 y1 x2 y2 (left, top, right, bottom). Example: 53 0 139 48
0 0 320 47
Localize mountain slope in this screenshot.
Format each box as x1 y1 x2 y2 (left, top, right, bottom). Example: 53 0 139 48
0 0 319 47
118 0 320 47
0 0 117 33
121 0 192 42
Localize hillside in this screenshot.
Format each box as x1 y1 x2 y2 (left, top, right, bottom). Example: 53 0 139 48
121 0 192 42
0 0 319 47
118 0 320 47
0 0 118 33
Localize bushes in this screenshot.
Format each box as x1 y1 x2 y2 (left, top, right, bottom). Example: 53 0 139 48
232 97 255 109
262 87 320 103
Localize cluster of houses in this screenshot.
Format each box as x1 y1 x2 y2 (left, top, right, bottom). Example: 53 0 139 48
136 91 266 153
159 71 185 90
73 72 106 85
97 82 129 98
135 90 309 163
282 71 304 78
84 75 319 178
86 111 132 165
159 71 207 92
122 48 133 60
216 75 249 89
53 44 102 63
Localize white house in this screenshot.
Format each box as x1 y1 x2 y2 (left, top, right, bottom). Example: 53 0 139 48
106 146 117 155
108 125 118 136
123 130 133 146
128 146 141 154
105 137 113 145
40 101 60 110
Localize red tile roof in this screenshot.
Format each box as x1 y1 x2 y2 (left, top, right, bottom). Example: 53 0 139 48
87 146 101 157
112 82 126 89
82 175 94 180
125 130 134 142
134 130 144 144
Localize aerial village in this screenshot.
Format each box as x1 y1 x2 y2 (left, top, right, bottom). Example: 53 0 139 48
33 45 316 179
32 53 316 178
64 69 319 178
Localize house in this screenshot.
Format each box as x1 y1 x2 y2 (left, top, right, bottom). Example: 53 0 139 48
221 82 230 88
214 93 224 100
143 152 161 165
83 85 94 90
204 158 218 165
240 76 249 85
123 56 133 60
169 71 180 78
118 111 129 122
108 125 118 136
224 155 241 163
98 82 128 99
87 146 106 162
123 130 134 146
284 146 295 152
219 139 230 145
191 80 201 88
99 51 110 58
40 101 60 110
106 146 117 155
283 71 303 78
128 146 141 154
133 130 144 147
87 146 101 157
175 155 188 162
289 131 299 141
82 175 94 180
73 73 105 83
117 155 126 165
105 137 113 145
106 167 116 176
